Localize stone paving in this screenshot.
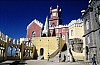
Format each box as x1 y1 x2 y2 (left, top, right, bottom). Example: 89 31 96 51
0 60 90 65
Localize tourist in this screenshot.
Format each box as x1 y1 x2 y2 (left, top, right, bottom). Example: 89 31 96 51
92 54 97 65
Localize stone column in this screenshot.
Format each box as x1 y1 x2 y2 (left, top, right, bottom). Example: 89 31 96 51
19 49 21 60
21 43 24 60
66 32 71 62
83 18 88 61
89 7 97 56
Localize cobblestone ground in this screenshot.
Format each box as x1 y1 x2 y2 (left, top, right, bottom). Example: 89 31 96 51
0 60 90 65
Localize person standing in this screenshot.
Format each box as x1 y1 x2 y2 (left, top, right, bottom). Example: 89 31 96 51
48 53 50 61
59 52 61 62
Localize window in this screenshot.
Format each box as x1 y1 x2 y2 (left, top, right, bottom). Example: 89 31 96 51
71 30 73 36
86 20 89 30
52 23 55 27
32 31 36 37
52 12 56 16
87 35 90 44
62 28 65 32
56 29 58 33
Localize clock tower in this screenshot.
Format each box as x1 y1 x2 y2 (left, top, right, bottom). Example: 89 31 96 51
49 5 62 27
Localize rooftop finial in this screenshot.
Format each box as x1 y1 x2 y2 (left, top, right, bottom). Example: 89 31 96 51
57 5 59 8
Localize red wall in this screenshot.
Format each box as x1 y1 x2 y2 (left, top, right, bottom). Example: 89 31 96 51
49 20 58 27
55 27 69 43
27 23 41 39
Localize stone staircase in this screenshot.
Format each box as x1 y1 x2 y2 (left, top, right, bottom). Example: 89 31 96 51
50 50 68 62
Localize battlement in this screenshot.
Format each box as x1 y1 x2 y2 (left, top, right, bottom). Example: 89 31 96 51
27 19 43 30
55 24 68 28
68 19 83 27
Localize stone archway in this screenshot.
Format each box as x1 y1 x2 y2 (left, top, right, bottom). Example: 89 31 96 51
40 48 44 56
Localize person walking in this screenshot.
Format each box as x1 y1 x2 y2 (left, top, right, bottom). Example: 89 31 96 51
92 54 97 65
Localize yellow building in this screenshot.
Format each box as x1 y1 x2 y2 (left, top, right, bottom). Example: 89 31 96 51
32 37 64 60
68 19 85 61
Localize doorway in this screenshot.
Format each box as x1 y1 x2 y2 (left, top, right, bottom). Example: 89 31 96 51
40 48 44 56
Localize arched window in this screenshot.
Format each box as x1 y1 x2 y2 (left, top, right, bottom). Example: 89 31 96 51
32 31 36 37
52 23 55 27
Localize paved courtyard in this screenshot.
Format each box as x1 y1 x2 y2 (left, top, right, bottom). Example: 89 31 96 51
0 60 89 65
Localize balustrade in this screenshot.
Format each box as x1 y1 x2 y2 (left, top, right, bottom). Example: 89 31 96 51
0 31 34 60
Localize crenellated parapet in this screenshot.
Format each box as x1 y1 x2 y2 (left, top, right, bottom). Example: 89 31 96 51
68 19 83 28
27 19 43 30
55 24 68 29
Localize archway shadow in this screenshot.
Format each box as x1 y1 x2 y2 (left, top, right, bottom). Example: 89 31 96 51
62 54 66 62
69 48 75 62
61 43 67 52
33 48 38 60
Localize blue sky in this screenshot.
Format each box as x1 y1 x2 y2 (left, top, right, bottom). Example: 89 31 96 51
0 0 88 39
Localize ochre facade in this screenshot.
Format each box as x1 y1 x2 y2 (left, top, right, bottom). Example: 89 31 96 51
68 20 85 61
32 37 64 59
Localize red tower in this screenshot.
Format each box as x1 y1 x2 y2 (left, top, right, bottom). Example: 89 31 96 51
49 5 62 37
49 5 62 27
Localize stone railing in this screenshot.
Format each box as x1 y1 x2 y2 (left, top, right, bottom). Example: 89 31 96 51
0 31 35 61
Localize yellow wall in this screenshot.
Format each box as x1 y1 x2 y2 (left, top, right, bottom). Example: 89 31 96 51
32 37 64 59
69 24 84 39
69 23 86 61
